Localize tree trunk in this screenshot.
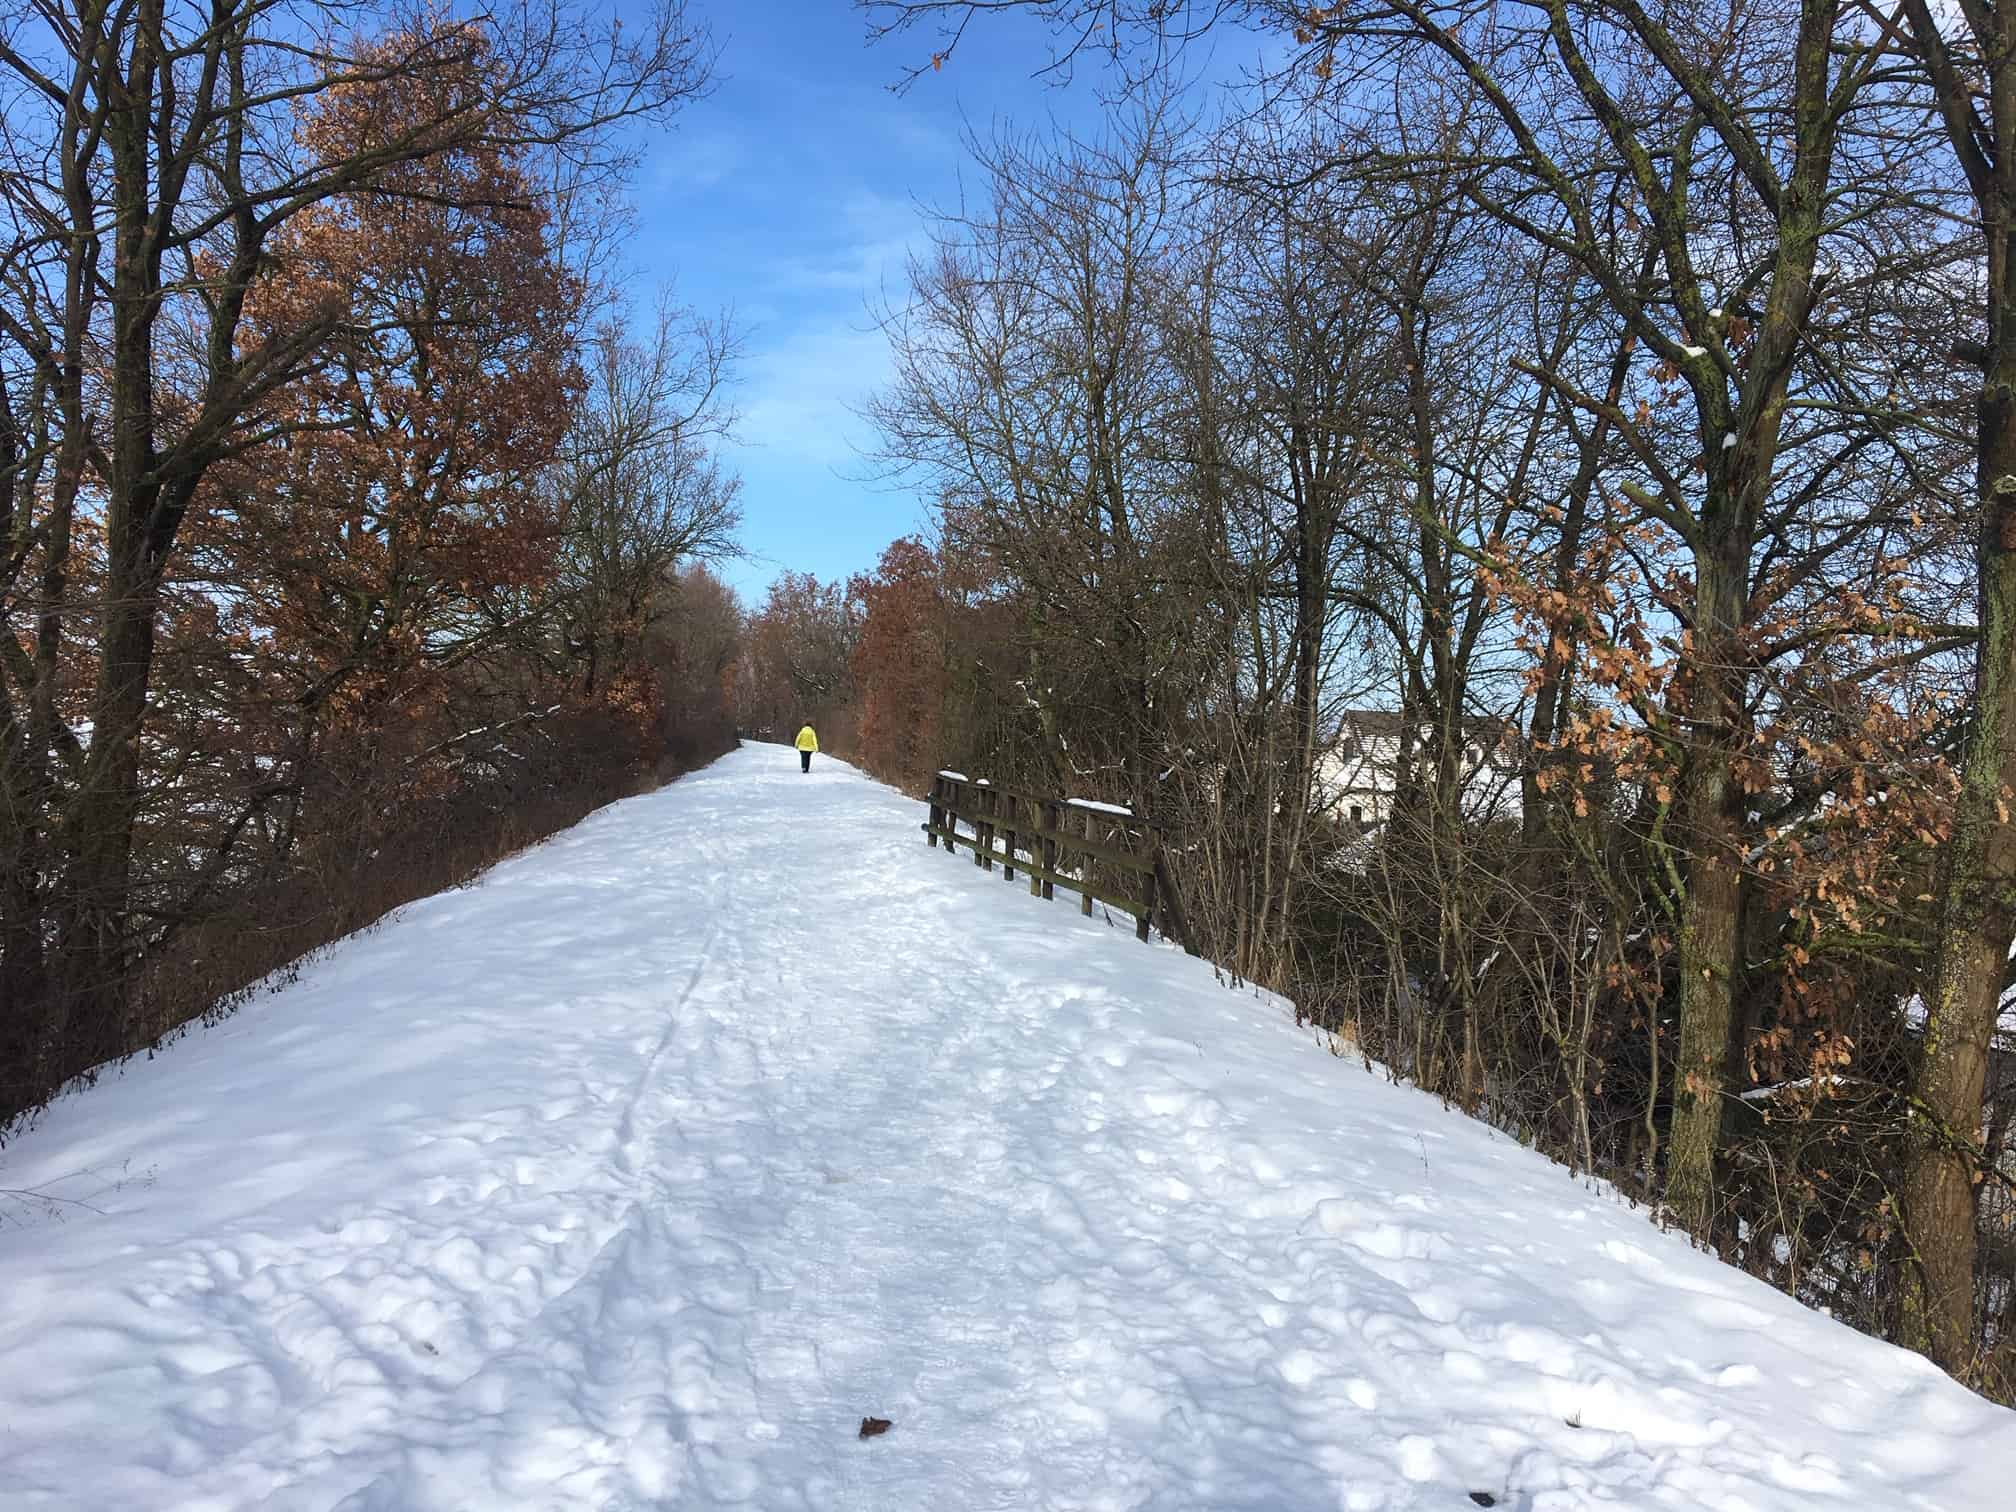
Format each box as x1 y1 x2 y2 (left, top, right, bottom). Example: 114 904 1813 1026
1900 343 2016 1373
48 49 170 1077
1664 529 1749 1235
1895 0 2016 1380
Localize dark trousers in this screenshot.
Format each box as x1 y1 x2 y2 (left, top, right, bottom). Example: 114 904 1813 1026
800 749 812 773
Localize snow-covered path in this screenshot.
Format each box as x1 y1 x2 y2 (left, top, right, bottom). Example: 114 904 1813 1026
2 745 2011 1510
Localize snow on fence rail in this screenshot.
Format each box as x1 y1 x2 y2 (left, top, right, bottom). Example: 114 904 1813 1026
923 772 1193 951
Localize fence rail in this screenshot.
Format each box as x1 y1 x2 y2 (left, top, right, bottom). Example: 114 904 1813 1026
922 772 1192 950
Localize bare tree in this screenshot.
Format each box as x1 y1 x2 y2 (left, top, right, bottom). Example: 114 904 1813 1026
557 303 743 694
871 102 1207 804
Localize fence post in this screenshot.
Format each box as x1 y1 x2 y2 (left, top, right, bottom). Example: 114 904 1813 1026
1152 849 1196 955
1079 805 1095 917
927 775 942 849
1040 801 1058 899
1027 794 1043 897
1137 848 1156 941
1002 792 1017 883
974 785 990 869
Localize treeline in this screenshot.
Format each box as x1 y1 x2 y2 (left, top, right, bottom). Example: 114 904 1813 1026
797 0 2007 1392
0 2 740 1128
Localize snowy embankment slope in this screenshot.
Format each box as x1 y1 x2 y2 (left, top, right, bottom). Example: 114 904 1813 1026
1 746 2011 1510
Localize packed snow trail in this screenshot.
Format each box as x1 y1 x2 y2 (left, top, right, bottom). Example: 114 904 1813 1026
2 746 2012 1510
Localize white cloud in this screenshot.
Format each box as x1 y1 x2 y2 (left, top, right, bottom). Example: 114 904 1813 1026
734 318 894 471
758 187 929 298
648 126 749 192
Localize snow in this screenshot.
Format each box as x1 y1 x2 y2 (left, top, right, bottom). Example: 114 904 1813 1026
1908 989 2016 1039
1722 433 1737 450
937 769 968 781
1066 796 1135 816
1681 344 1709 358
1737 1075 1866 1102
1 743 2010 1510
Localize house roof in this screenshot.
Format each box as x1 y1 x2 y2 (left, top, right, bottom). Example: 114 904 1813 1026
1335 709 1517 748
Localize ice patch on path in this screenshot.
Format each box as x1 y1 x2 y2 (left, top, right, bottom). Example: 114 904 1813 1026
1 742 2011 1509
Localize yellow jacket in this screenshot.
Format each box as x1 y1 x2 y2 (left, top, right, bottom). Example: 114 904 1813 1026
795 726 819 753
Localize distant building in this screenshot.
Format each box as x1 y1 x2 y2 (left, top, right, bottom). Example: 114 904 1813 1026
1313 709 1521 829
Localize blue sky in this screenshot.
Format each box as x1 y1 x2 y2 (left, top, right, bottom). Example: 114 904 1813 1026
617 1 1256 604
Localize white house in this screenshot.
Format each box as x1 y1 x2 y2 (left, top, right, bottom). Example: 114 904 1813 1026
1312 708 1522 829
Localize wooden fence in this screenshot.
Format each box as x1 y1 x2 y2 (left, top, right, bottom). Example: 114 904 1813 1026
922 772 1193 951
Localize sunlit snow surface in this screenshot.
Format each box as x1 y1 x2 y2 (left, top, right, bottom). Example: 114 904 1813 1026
1 744 2010 1509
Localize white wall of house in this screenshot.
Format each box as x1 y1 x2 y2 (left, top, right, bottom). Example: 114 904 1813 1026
1312 716 1521 828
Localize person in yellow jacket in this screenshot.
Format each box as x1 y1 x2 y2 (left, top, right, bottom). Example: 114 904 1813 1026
794 723 819 773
